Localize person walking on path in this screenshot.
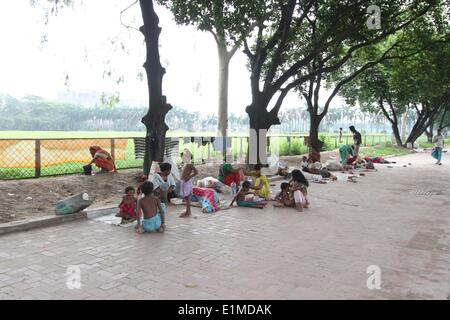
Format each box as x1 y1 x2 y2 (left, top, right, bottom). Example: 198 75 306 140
432 129 445 165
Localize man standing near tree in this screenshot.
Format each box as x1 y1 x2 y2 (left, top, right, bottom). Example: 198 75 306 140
349 126 362 156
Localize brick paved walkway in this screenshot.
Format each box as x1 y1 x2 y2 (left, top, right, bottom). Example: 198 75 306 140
0 152 449 299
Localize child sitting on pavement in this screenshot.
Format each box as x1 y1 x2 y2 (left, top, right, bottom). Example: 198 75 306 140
117 186 137 223
274 182 295 207
135 181 166 233
246 164 270 200
230 181 266 209
289 169 310 212
276 160 289 177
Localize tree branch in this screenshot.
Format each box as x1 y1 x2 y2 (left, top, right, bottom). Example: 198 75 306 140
262 0 297 91
271 1 434 94
378 98 395 125
243 38 254 60
120 0 140 32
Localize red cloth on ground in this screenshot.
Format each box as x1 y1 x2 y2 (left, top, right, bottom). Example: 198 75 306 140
363 156 383 163
192 187 219 212
223 172 241 186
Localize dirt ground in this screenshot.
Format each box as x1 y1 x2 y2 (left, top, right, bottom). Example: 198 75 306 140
0 149 344 223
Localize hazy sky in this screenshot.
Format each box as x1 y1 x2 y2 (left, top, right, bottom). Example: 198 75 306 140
0 0 338 115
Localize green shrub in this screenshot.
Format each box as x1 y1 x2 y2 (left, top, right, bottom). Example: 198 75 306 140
290 138 304 155
319 134 334 151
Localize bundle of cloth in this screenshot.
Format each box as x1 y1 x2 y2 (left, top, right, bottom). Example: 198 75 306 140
192 187 220 213
347 156 367 168
196 177 230 193
324 159 343 171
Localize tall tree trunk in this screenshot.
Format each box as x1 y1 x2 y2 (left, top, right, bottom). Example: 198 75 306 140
139 0 172 175
308 113 323 150
405 103 440 147
400 112 408 141
378 98 403 147
246 97 278 164
391 123 403 147
217 41 230 137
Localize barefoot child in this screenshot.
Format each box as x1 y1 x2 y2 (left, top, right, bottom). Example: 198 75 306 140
135 181 166 233
247 164 270 200
230 181 266 209
274 182 295 207
289 169 310 212
117 186 137 223
179 163 198 218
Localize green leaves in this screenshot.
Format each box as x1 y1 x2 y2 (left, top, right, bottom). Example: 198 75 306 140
158 0 265 47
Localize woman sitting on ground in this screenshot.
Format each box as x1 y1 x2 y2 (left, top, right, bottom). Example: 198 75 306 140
150 162 177 205
289 169 310 212
218 163 242 186
87 145 117 173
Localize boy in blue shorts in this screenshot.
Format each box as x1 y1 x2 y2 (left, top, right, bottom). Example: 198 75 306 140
135 181 166 233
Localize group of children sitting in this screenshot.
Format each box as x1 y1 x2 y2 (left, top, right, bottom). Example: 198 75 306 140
115 159 312 234
117 182 166 233
117 160 199 234
230 165 310 212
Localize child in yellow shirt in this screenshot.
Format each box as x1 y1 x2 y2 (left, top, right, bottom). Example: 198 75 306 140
247 164 270 200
